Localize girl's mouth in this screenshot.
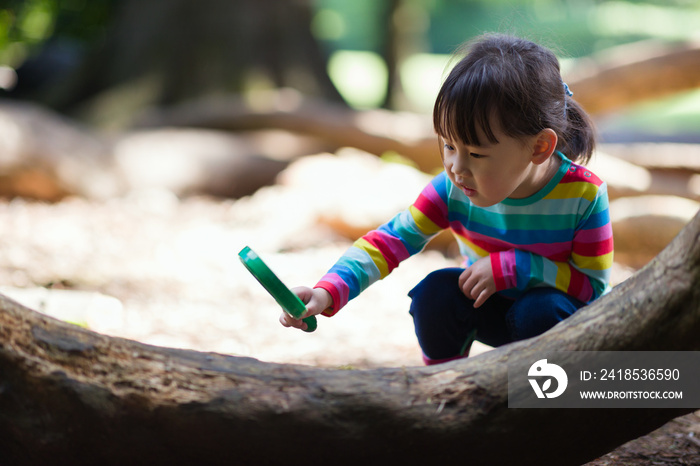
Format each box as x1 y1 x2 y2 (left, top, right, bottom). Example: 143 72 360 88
462 187 477 197
457 181 476 197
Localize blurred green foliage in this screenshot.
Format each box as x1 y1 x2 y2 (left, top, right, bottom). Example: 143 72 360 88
314 0 700 118
0 0 114 66
313 0 700 58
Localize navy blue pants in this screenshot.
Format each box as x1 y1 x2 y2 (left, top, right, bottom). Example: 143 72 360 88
408 268 585 364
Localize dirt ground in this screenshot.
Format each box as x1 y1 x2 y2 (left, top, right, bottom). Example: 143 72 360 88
0 152 698 465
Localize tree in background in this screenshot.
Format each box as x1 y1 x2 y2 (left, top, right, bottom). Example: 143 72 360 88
3 0 345 124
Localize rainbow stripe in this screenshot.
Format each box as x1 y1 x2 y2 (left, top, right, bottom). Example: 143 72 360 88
317 153 613 315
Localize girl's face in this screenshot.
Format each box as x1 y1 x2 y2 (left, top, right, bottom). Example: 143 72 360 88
440 120 555 208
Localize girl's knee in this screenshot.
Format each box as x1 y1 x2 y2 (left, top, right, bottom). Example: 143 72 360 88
507 288 585 340
408 268 464 315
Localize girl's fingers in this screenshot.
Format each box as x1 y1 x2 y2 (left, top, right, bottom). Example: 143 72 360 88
473 288 488 308
279 313 292 327
279 313 304 329
459 270 475 298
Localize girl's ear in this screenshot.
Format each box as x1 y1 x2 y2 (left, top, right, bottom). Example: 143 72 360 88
531 128 558 165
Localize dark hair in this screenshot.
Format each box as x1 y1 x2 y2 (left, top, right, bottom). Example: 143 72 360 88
433 34 595 164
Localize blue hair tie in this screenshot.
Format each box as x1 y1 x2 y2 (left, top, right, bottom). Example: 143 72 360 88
563 82 573 97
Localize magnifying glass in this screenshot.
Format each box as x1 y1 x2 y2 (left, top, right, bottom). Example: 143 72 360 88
238 246 317 333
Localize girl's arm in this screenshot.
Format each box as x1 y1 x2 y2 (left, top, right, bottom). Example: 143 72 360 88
315 174 451 316
490 188 614 304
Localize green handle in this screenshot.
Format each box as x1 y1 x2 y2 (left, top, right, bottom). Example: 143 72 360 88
238 246 317 333
301 315 317 332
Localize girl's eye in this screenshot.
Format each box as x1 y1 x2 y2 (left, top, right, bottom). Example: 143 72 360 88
444 143 455 151
470 152 486 159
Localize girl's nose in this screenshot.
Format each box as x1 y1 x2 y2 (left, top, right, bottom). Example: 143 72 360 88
451 152 470 177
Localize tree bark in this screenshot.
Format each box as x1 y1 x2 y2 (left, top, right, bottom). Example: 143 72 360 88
1 209 699 465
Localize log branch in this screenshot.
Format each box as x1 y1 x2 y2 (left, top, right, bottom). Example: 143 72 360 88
565 40 700 115
1 208 699 465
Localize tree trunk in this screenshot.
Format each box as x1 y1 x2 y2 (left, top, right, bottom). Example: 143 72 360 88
380 0 428 110
1 209 699 465
43 0 344 125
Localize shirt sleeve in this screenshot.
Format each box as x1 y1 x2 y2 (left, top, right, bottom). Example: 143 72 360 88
315 174 450 316
490 183 614 303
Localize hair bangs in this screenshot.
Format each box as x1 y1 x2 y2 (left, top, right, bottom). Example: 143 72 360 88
433 63 501 148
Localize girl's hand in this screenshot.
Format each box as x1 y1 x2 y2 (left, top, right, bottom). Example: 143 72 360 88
459 256 496 308
279 287 333 331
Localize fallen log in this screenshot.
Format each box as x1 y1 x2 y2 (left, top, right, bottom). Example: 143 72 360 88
600 143 700 173
610 195 700 268
565 39 700 115
137 93 440 173
0 100 118 201
591 146 700 201
0 100 330 200
0 207 699 465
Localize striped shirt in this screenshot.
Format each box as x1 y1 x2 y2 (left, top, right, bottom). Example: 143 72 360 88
316 152 614 316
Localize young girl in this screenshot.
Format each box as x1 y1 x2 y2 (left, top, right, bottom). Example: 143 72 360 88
281 34 614 365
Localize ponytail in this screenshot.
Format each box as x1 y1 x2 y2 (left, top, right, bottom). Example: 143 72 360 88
559 98 595 165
